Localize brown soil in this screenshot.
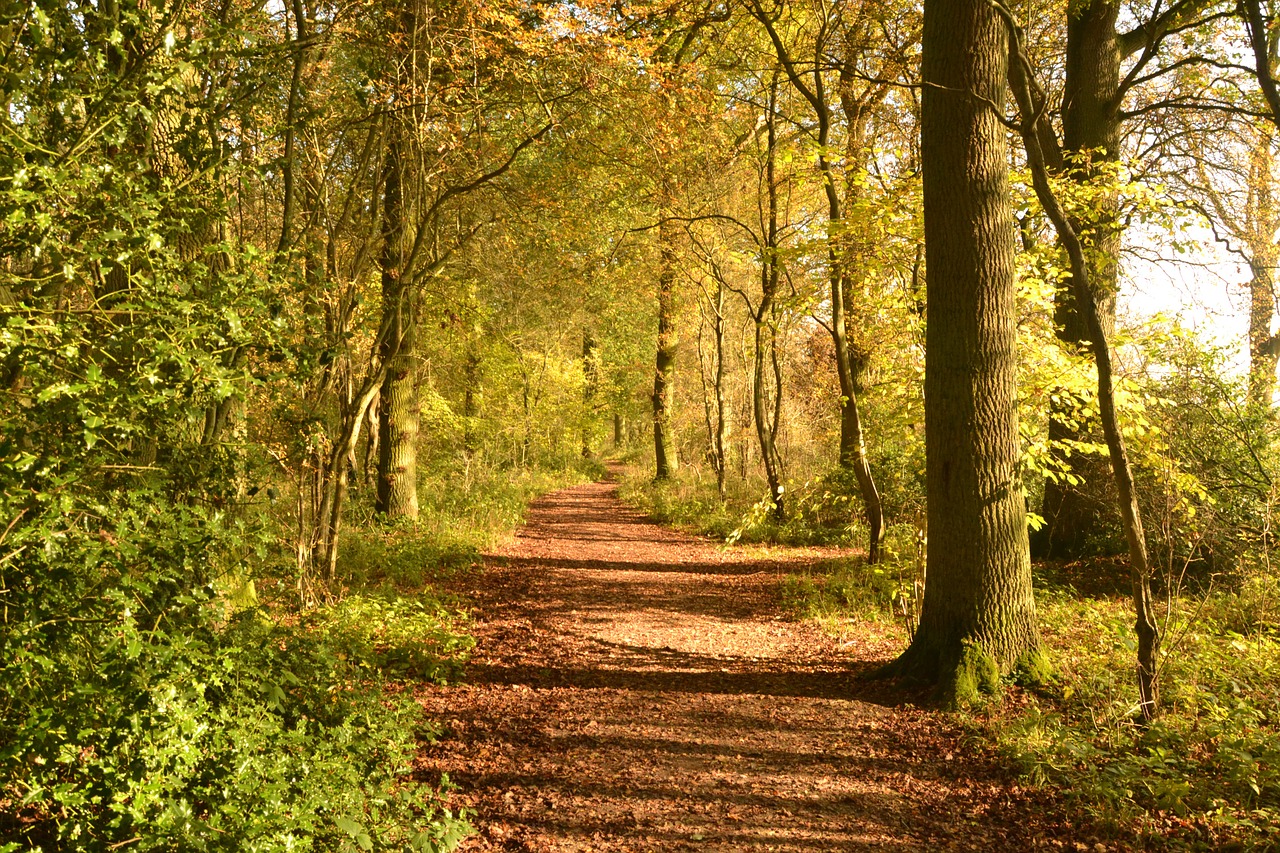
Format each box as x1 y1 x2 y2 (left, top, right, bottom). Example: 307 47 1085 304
416 473 1087 852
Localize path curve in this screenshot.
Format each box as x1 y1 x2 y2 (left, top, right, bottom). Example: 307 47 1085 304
416 474 1072 852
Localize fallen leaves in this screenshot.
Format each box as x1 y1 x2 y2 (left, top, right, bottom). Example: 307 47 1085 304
414 477 1108 851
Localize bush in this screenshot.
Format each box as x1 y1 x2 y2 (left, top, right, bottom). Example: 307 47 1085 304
1 564 473 852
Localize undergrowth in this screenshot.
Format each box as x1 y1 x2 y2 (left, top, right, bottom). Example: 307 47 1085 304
336 460 603 589
775 535 1280 849
2 459 595 851
981 571 1280 850
617 465 905 547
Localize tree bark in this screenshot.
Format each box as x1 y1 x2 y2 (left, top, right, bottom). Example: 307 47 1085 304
653 216 679 479
887 0 1039 695
375 130 420 520
1246 128 1280 404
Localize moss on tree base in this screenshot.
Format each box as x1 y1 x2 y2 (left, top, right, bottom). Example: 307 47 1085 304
941 640 1000 707
872 637 1048 709
1013 647 1053 688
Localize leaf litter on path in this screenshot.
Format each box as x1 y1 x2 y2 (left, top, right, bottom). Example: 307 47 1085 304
414 475 1097 852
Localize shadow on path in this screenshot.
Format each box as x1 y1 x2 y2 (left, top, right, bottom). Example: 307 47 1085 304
415 476 1069 852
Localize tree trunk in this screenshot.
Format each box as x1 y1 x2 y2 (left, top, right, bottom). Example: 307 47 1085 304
825 116 884 563
1037 0 1124 558
1248 254 1279 405
583 330 599 458
887 0 1039 700
712 282 729 498
696 279 729 497
755 94 785 519
374 130 419 520
464 332 482 460
653 217 679 479
1005 7 1160 719
1247 128 1280 405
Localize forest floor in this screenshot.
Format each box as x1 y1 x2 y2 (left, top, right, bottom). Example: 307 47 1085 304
415 469 1103 852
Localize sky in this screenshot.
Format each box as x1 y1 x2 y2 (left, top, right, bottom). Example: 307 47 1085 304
1122 223 1256 373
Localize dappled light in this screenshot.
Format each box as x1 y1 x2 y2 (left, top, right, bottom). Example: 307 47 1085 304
417 477 1069 850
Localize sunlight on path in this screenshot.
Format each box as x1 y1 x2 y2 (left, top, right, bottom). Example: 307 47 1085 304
415 476 1067 852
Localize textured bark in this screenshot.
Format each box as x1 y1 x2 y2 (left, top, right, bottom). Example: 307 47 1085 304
889 0 1038 686
653 217 679 479
1246 131 1280 404
1248 257 1279 405
375 131 420 520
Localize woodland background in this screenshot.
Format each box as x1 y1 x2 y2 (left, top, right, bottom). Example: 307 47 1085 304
7 0 1280 848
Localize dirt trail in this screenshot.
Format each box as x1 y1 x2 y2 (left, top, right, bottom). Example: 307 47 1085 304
416 474 1073 851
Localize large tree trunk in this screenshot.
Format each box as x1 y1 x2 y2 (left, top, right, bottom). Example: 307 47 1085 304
1248 254 1280 405
375 131 420 520
653 217 679 479
1247 128 1280 404
887 0 1039 701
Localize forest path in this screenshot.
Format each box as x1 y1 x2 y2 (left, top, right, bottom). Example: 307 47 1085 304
416 471 1072 852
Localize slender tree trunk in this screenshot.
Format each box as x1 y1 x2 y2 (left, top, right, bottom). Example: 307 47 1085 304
375 130 420 520
277 0 308 254
464 333 482 459
696 285 728 496
1005 7 1159 719
755 94 785 519
653 217 679 479
1037 0 1124 558
823 125 884 563
745 0 885 557
886 0 1039 699
753 316 784 519
712 282 729 498
583 330 599 457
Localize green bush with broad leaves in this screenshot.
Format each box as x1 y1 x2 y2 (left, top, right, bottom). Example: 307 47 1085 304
0 3 471 848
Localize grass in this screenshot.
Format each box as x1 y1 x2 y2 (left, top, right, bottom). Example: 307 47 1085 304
337 459 604 590
977 570 1280 850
